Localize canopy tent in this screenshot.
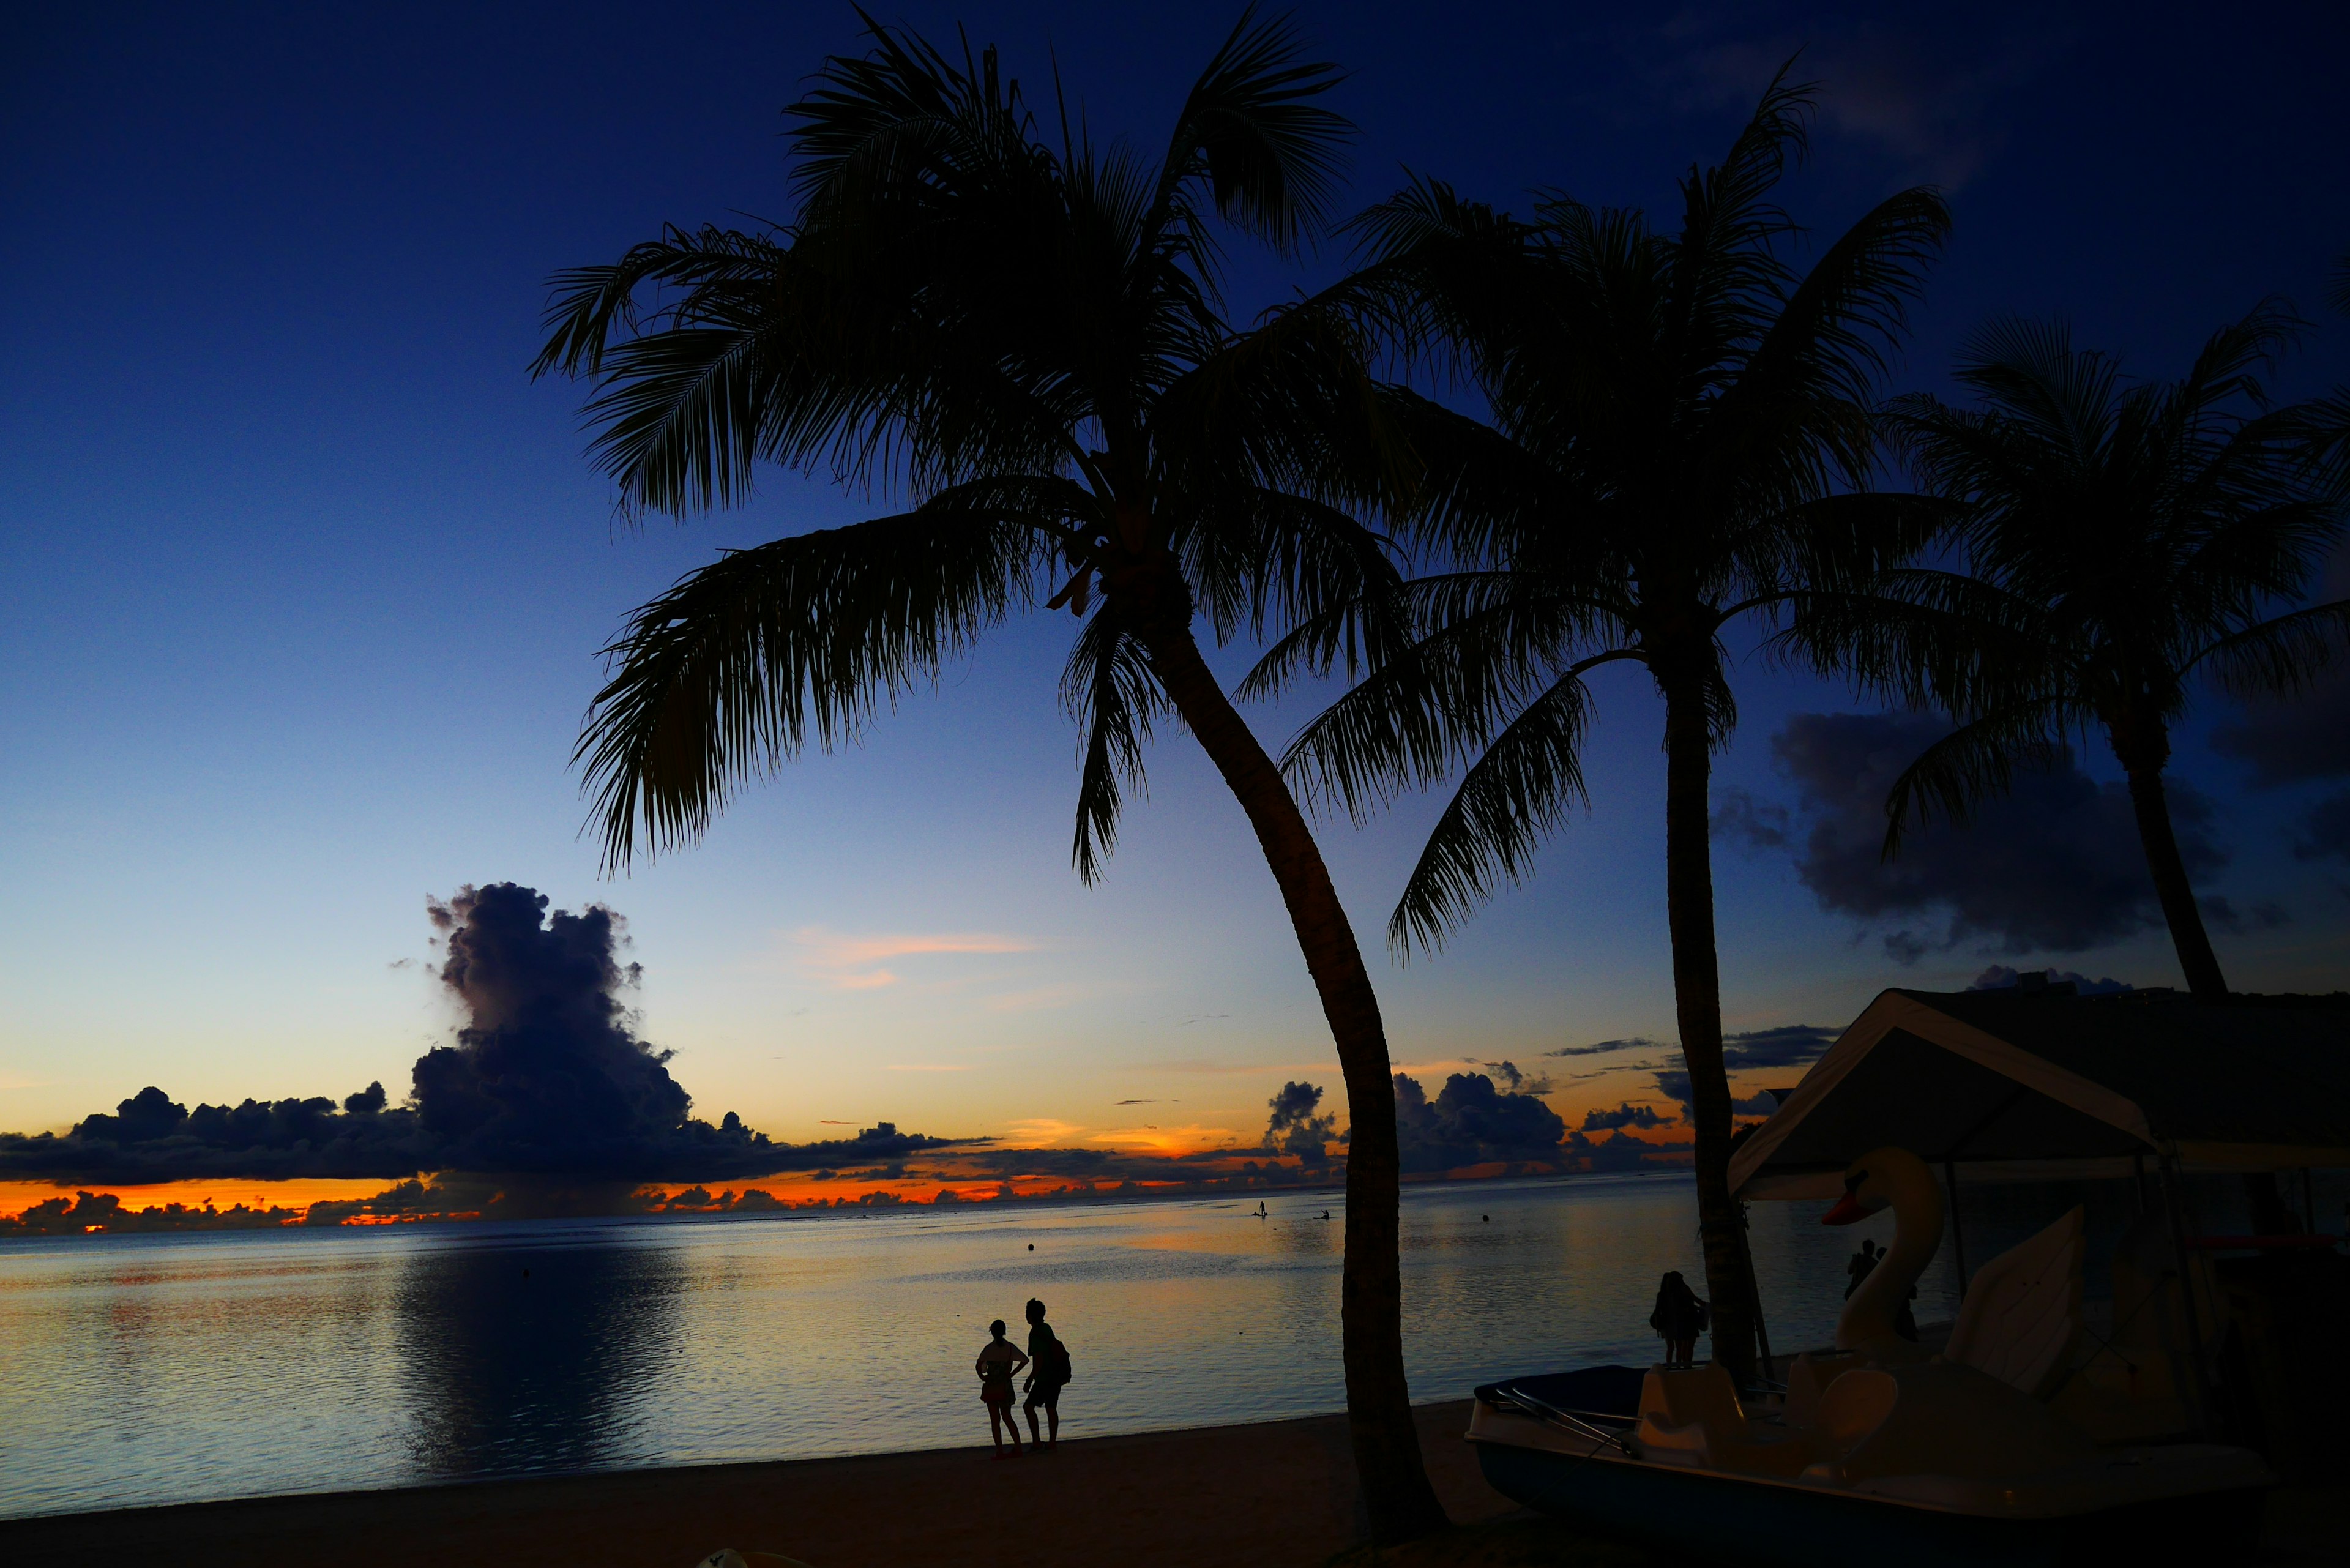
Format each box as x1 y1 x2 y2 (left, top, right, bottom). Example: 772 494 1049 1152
1729 988 2350 1201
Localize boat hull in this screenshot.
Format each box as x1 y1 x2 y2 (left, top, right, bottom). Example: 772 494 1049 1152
1475 1439 2266 1568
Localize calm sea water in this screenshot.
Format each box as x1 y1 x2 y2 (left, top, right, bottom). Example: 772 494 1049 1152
0 1173 1958 1520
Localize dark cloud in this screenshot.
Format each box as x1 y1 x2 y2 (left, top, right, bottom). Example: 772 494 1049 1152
1393 1072 1565 1174
2211 671 2350 786
1264 1081 1337 1167
2198 895 2290 934
2297 792 2350 866
1582 1102 1665 1132
1768 712 2232 962
1479 1060 1553 1094
1722 1025 1837 1070
1652 1070 1778 1122
1630 9 2070 188
1713 789 1791 851
0 883 975 1185
1545 1037 1663 1058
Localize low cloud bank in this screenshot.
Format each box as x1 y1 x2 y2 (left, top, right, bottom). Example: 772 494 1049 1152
0 883 972 1185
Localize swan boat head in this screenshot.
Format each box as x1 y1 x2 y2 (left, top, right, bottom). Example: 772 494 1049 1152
1824 1146 1944 1359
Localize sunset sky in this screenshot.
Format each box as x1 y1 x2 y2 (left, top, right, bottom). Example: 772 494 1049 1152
4 0 2346 1176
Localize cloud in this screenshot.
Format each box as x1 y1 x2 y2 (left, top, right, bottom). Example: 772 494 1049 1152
1652 1070 1778 1122
1546 1037 1663 1059
1969 965 2133 996
1636 10 2071 189
1712 790 1789 851
787 927 1035 990
1722 1025 1836 1070
1393 1072 1565 1174
1265 1081 1337 1167
1479 1060 1554 1095
0 884 977 1184
2297 792 2350 866
2211 671 2350 785
1582 1102 1666 1132
1767 712 2237 961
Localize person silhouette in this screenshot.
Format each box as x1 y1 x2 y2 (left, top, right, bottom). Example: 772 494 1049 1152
975 1318 1028 1458
1649 1271 1707 1369
1845 1238 1880 1300
1022 1296 1070 1450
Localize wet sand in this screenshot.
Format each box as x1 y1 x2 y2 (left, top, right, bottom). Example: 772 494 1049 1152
0 1401 1520 1568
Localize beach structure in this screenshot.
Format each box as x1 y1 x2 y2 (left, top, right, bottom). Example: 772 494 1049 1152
1464 985 2348 1564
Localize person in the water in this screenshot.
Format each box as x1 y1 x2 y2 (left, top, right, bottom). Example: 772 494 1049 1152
975 1318 1028 1457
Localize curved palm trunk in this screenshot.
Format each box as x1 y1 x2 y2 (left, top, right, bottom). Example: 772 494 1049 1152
1659 667 1759 1387
2120 763 2229 1001
1128 578 1449 1545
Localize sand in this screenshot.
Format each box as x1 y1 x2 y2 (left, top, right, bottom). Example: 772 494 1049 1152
10 1400 2340 1567
0 1401 1523 1568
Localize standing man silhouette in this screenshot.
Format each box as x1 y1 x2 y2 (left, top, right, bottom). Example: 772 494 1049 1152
1845 1238 1880 1300
1023 1296 1070 1450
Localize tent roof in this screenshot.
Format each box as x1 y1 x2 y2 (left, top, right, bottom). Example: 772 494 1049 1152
1729 988 2350 1198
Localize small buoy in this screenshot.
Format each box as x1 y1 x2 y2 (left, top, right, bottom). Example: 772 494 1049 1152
1482 1215 1489 1222
1028 1243 1034 1250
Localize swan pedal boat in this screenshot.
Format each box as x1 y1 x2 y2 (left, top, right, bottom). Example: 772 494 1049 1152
1466 1148 2274 1566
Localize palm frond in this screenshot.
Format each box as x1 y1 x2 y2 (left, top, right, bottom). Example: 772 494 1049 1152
576 508 1045 869
1061 608 1163 882
1151 7 1351 259
1881 702 2075 856
2188 597 2350 697
1387 664 1606 957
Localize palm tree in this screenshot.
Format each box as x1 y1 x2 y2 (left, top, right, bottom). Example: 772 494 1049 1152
531 15 1447 1538
1878 310 2348 1001
1258 77 1949 1384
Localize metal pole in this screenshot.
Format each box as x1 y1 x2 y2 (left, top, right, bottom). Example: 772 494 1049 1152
1737 1198 1775 1384
1944 1159 1969 1300
2160 1154 2221 1439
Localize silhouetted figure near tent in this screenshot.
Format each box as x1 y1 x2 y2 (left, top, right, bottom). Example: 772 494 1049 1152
1845 1239 1880 1299
975 1318 1027 1458
1023 1297 1071 1450
1649 1271 1708 1368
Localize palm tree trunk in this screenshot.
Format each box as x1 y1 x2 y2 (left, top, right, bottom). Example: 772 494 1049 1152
2119 759 2228 1001
1133 593 1449 1545
1659 666 1759 1387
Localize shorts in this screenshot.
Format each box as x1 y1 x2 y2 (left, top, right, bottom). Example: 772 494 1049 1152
1024 1380 1063 1411
982 1381 1014 1407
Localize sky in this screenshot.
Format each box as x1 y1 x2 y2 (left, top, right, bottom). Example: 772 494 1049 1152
4 0 2347 1185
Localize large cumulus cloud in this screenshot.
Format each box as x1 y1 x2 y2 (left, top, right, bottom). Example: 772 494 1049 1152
1392 1072 1565 1173
0 883 971 1184
1729 712 2237 963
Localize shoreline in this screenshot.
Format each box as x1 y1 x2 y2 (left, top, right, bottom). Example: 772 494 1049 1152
0 1401 1520 1568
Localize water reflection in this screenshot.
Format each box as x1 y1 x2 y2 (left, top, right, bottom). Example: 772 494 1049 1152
395 1230 684 1477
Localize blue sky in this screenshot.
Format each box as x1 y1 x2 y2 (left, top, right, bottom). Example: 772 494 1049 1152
4 0 2346 1156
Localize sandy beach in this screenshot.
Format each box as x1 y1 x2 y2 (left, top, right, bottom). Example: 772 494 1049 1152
8 1396 2345 1567
0 1402 1521 1568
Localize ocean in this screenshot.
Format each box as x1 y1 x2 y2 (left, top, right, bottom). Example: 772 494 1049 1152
0 1172 1955 1520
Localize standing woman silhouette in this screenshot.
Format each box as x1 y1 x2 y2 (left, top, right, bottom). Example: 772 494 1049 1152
975 1318 1028 1458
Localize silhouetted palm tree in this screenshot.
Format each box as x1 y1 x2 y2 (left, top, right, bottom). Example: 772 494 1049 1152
1259 77 1949 1383
1878 310 2348 999
532 15 1447 1538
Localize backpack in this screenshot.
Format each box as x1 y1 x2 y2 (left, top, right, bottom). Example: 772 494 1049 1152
1042 1334 1073 1384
